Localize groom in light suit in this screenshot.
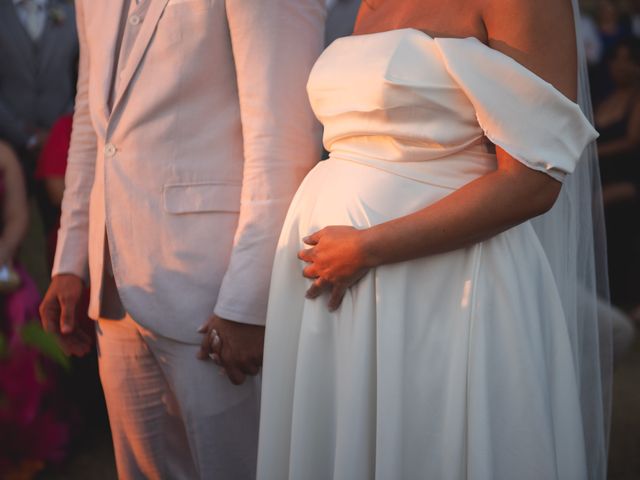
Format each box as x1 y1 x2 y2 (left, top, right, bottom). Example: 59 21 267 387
39 0 325 478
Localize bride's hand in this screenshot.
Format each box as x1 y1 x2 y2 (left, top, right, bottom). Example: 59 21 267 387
298 226 374 311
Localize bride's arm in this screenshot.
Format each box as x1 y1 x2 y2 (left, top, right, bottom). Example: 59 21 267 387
301 148 561 308
300 0 579 309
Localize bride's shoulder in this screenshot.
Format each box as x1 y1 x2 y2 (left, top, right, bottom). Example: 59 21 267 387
480 0 575 33
479 0 578 101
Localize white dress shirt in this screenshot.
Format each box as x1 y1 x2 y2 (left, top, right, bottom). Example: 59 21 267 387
13 0 48 42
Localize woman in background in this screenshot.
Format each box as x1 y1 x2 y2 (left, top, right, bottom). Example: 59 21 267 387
596 37 640 310
597 38 640 194
0 141 39 326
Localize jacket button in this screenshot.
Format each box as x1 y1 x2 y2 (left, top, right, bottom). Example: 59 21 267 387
105 143 117 157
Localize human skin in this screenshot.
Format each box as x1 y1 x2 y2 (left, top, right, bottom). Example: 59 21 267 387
299 0 578 310
39 273 91 356
0 141 28 266
197 315 264 385
44 177 65 207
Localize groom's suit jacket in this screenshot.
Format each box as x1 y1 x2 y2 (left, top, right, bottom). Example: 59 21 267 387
53 0 325 343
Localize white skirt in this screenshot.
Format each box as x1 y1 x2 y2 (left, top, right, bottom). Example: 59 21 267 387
257 158 587 480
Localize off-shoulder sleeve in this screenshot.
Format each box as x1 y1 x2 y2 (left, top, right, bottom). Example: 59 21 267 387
434 37 598 181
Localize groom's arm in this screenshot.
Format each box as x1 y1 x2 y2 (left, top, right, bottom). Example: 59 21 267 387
52 0 96 280
214 0 325 326
40 0 96 356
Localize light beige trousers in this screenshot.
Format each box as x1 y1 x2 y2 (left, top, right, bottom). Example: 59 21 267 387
97 274 260 480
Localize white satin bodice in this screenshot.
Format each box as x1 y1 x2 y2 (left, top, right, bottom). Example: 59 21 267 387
307 28 598 188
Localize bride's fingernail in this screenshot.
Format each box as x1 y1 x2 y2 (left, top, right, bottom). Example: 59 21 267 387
197 324 208 333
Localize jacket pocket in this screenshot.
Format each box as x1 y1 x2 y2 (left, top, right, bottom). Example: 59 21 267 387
163 182 241 214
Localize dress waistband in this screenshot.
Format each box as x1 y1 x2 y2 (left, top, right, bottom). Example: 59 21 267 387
328 144 497 190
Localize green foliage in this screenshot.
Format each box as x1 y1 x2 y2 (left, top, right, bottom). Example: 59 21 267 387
20 323 70 370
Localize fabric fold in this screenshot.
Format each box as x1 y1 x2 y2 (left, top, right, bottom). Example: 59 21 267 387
434 36 599 180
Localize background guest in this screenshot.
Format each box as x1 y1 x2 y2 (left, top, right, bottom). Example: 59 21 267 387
595 37 640 309
597 37 640 189
35 113 72 264
0 0 77 179
598 0 630 56
0 0 78 295
0 141 39 327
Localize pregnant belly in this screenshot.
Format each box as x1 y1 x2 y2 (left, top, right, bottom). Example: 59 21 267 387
292 157 461 233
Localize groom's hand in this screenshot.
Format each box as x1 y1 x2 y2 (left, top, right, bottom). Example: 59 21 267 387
40 274 93 357
197 315 264 385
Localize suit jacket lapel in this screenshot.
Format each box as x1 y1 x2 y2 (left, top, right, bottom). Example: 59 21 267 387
110 0 170 116
84 0 124 127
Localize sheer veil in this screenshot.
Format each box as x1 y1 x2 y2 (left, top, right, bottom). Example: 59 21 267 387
530 1 612 477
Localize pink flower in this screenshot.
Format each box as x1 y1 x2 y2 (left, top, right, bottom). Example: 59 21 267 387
0 323 70 475
0 344 44 425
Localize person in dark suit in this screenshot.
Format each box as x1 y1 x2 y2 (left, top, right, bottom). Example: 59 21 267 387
0 0 78 179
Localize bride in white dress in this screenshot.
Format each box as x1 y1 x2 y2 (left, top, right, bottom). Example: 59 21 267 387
255 0 611 478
